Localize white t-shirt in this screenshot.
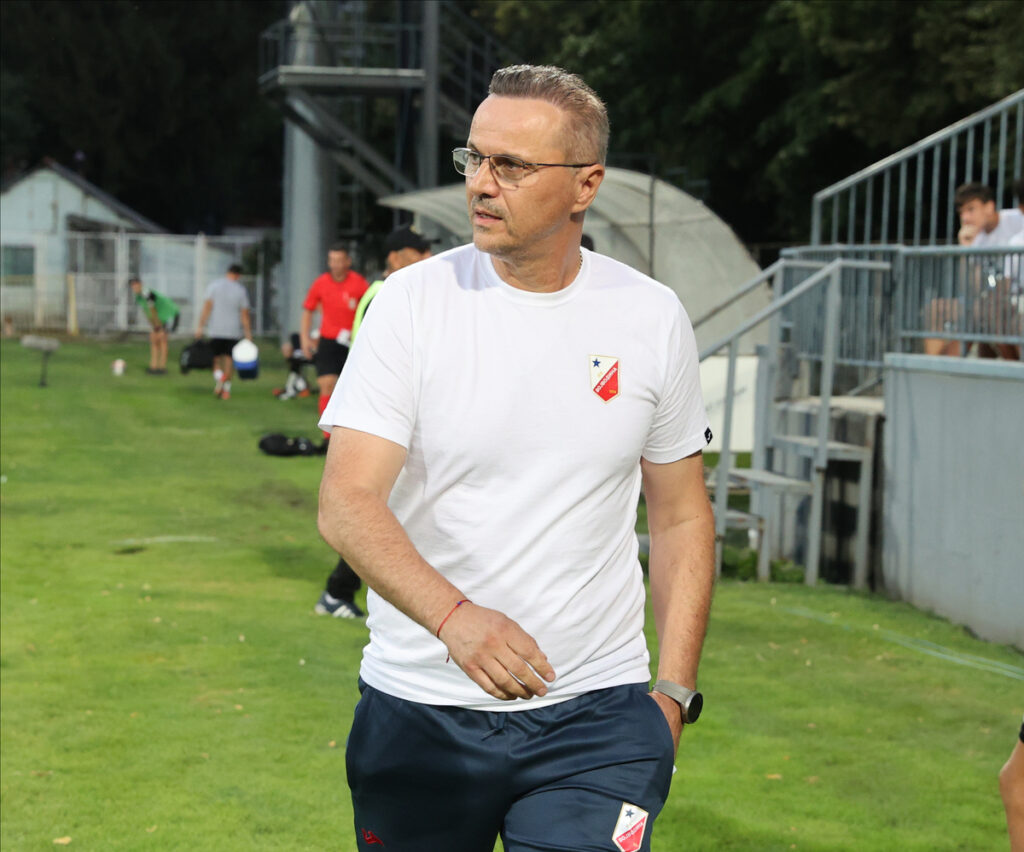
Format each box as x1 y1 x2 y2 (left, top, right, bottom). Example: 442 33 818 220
320 245 710 710
1005 225 1024 287
971 208 1024 247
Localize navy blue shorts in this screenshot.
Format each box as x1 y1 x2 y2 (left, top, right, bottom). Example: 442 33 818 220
346 681 675 851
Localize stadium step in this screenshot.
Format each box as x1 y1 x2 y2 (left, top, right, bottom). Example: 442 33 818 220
707 407 877 587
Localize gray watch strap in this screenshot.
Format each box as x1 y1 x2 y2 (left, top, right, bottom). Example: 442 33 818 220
652 680 700 722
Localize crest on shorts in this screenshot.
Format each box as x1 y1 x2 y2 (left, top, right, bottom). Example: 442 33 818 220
589 355 619 402
612 802 649 852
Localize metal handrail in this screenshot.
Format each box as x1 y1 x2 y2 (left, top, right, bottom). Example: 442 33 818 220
814 90 1024 200
702 258 891 581
810 89 1024 245
691 259 826 331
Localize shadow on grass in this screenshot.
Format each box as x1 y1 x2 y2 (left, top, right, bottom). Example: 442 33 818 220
260 545 331 582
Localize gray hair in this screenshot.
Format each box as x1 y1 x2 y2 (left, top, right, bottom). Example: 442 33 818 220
488 65 609 165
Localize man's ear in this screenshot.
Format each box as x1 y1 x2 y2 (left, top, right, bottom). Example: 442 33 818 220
572 164 605 214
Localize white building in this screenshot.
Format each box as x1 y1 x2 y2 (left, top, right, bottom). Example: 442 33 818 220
1 159 262 334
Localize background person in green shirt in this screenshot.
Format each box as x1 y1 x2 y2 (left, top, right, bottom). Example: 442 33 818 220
129 277 180 374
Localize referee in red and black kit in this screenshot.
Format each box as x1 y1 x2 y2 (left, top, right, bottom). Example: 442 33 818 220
299 243 370 436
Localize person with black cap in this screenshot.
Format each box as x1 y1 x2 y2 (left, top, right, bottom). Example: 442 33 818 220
315 224 433 619
350 225 435 341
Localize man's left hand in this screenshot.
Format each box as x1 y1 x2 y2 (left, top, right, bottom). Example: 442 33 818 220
649 690 682 754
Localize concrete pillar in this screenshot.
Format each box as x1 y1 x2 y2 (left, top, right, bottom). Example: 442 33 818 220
281 121 336 338
419 0 440 189
279 0 337 339
193 233 207 333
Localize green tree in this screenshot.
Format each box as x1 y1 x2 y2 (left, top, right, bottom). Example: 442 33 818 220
467 0 1023 244
0 0 284 233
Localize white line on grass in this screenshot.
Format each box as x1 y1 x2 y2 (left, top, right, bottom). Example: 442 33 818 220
112 536 219 545
780 605 1024 681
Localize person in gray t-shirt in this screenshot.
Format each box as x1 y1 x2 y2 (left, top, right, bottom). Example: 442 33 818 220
196 263 252 399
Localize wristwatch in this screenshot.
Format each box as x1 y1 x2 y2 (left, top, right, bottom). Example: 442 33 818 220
652 680 703 724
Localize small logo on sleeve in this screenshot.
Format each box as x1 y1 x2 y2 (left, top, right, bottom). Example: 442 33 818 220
589 355 620 402
612 802 649 852
361 828 384 846
704 427 713 445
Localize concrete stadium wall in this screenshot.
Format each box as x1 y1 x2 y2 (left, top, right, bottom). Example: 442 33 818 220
882 354 1024 649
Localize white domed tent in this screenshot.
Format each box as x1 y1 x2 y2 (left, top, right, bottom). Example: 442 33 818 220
379 166 768 354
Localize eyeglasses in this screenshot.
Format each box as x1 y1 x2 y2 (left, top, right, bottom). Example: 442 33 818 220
452 147 596 185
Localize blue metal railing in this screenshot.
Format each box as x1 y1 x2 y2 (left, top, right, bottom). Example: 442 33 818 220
778 244 1024 377
810 90 1024 246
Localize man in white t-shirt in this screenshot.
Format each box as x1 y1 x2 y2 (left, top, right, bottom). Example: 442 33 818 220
926 183 1024 359
958 182 1023 359
1003 178 1024 276
318 65 715 852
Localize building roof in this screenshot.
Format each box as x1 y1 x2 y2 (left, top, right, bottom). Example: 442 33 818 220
0 158 167 233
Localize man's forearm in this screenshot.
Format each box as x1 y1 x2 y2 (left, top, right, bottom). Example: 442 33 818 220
196 302 211 335
319 482 465 634
648 512 715 687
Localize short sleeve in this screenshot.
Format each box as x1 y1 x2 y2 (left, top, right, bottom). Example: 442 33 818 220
302 281 320 311
319 280 416 449
641 302 711 463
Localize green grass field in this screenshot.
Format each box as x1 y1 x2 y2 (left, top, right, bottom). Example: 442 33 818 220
2 337 1021 851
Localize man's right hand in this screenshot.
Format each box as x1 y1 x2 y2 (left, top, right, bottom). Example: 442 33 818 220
300 337 314 360
438 602 556 701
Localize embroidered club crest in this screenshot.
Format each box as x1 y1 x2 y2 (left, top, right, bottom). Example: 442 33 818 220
612 802 649 852
589 355 619 402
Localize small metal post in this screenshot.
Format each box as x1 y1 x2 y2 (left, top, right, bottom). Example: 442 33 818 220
713 338 739 577
805 269 841 585
39 350 52 387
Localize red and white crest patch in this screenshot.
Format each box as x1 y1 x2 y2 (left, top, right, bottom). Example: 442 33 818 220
612 802 649 852
589 355 619 402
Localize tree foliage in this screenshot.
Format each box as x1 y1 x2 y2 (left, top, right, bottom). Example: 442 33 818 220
466 0 1024 243
0 0 284 233
2 0 1020 243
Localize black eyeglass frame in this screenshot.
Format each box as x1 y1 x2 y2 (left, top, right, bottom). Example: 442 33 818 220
452 147 597 183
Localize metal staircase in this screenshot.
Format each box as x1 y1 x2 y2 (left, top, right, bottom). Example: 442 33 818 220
259 0 517 207
705 88 1023 587
701 259 890 588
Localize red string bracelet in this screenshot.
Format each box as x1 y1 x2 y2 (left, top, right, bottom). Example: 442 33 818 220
436 599 469 638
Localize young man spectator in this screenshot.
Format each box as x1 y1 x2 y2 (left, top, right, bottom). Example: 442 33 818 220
318 65 714 849
128 277 179 374
1004 177 1024 284
315 225 433 620
299 244 369 435
925 182 1024 358
959 182 1024 359
195 263 252 399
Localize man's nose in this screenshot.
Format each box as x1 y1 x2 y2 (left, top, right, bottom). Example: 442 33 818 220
467 160 499 196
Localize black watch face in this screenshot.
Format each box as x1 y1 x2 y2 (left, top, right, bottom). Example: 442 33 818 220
686 692 703 723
